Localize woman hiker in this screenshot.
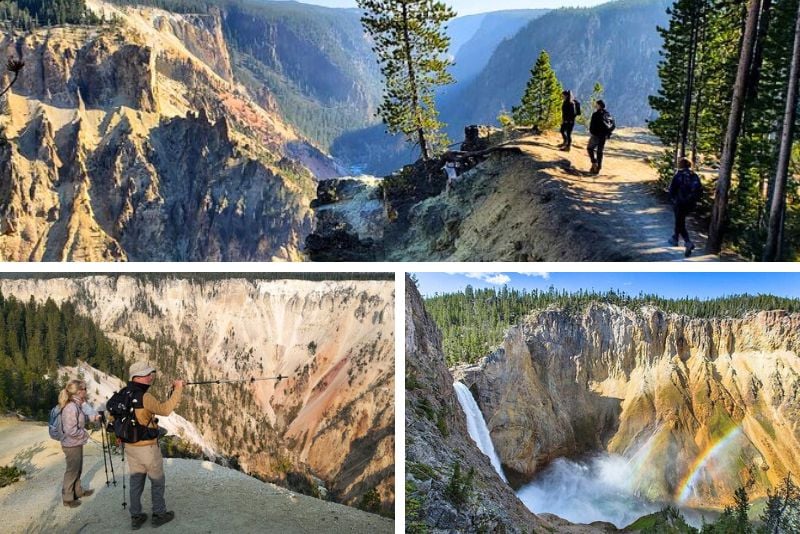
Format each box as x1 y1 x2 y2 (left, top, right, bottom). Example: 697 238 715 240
59 379 99 507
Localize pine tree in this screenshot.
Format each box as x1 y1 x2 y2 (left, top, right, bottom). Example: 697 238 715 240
357 0 455 161
763 0 800 260
708 0 766 253
512 50 562 130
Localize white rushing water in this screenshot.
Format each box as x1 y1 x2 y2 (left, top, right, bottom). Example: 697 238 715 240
453 381 508 482
516 455 660 529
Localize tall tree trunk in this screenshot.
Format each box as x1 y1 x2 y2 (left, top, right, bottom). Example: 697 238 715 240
680 6 699 158
401 2 429 161
691 5 708 166
707 0 763 253
747 0 773 105
763 0 800 260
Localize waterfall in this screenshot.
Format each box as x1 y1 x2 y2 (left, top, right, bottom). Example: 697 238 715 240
453 381 508 482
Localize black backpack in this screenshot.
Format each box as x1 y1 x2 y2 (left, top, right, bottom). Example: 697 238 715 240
106 387 159 443
574 100 582 117
676 170 703 206
602 111 615 135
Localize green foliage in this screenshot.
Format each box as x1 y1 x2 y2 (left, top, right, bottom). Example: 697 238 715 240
444 461 474 509
0 464 24 487
405 480 429 533
435 409 448 437
577 82 604 128
357 0 455 160
358 487 382 514
0 292 126 419
159 435 203 460
760 474 800 533
425 286 800 365
649 0 800 258
512 50 562 130
0 0 101 29
627 505 698 533
407 461 437 481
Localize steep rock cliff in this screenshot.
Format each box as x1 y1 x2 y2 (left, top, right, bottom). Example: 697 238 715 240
0 276 394 512
406 279 606 532
455 304 800 508
0 1 338 261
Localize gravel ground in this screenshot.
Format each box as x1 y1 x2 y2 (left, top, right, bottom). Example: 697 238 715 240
0 418 394 533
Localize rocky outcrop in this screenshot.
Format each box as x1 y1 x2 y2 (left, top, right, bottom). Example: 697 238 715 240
0 276 395 513
0 1 342 261
406 279 605 533
456 304 800 508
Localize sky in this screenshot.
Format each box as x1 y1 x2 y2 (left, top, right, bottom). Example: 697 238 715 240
278 0 610 16
413 272 800 299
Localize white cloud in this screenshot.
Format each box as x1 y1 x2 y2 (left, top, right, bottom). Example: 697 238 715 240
463 273 511 285
485 274 511 285
518 272 550 280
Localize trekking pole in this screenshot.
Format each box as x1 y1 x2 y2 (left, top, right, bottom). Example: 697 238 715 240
99 418 110 487
104 423 117 486
169 374 288 396
185 374 287 386
121 443 127 510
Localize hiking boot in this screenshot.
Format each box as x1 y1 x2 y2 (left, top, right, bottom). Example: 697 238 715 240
684 242 696 257
589 163 598 174
63 499 81 508
79 489 94 498
560 145 571 152
152 511 175 528
131 514 148 530
668 236 679 246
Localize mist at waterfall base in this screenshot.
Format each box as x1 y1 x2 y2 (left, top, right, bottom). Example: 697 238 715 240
517 454 662 528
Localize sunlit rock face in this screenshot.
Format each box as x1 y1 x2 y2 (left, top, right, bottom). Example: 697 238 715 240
455 303 800 508
0 276 395 512
0 0 347 261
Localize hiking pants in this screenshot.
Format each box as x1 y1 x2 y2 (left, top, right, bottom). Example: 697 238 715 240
673 204 692 244
560 121 574 146
125 443 167 516
587 134 606 169
61 445 84 502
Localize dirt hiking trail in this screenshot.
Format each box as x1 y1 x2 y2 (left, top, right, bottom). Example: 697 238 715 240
0 418 393 534
507 129 723 261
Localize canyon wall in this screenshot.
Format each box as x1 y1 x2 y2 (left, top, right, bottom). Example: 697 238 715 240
455 303 800 507
0 275 394 512
0 1 341 260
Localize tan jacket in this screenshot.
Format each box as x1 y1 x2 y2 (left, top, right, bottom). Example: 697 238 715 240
128 385 184 447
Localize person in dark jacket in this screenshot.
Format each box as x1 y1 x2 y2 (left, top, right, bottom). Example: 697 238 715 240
587 100 614 174
559 90 578 151
669 158 702 257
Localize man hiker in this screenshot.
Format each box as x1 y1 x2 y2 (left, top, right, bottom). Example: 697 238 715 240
559 90 580 151
669 158 702 257
123 361 184 530
587 99 615 174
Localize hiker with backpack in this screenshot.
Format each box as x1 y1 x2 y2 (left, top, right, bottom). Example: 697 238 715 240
669 158 702 257
587 99 615 174
55 379 100 508
111 361 184 530
559 90 581 151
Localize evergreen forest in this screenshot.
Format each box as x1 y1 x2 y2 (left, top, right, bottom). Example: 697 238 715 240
649 0 800 259
423 284 800 365
0 292 125 419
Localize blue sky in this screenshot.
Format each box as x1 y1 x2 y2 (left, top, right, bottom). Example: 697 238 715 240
413 272 800 299
278 0 609 16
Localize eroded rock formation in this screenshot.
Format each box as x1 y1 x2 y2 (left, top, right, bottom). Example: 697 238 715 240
455 303 800 508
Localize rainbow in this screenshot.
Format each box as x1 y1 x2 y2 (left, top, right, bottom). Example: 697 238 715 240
675 425 744 504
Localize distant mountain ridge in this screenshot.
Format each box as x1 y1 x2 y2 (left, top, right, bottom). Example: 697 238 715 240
447 9 549 85
440 0 671 133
